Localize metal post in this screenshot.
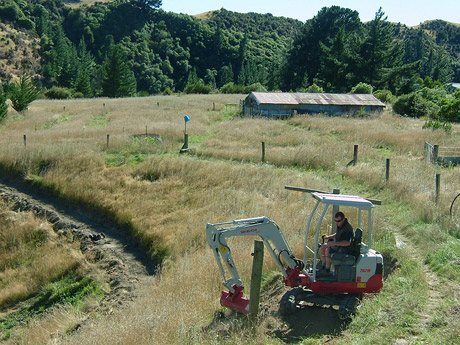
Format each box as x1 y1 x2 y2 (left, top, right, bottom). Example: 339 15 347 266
249 240 264 325
261 142 265 163
145 125 148 137
23 134 26 148
353 145 358 166
107 134 110 148
385 158 390 182
435 174 440 204
332 188 340 233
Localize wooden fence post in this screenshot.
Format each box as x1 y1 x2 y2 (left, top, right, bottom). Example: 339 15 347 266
433 145 439 163
332 188 340 233
261 142 265 163
435 173 440 204
385 158 390 182
249 239 264 325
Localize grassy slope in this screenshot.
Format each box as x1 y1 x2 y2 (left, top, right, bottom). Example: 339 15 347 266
0 94 459 344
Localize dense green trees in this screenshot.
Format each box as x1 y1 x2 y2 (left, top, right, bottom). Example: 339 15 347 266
1 0 459 121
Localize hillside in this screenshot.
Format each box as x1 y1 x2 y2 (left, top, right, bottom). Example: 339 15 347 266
1 1 459 95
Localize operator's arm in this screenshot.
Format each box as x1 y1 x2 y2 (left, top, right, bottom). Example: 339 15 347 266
326 230 353 247
326 239 351 247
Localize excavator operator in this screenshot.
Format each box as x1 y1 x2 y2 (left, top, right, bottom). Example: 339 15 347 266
318 211 354 276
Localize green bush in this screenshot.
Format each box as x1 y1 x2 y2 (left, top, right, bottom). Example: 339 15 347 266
0 91 8 122
374 89 395 104
17 17 34 30
184 81 211 94
162 87 174 95
44 87 72 100
350 82 373 94
244 83 267 93
439 97 460 122
306 83 324 93
0 4 20 22
422 119 452 132
220 82 246 94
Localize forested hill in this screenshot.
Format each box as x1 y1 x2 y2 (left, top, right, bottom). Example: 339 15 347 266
0 0 459 100
197 8 302 36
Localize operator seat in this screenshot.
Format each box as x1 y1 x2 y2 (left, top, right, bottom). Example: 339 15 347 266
329 228 362 266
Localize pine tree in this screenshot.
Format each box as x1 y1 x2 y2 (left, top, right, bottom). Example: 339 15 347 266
10 76 39 113
357 8 395 88
74 38 95 97
102 46 137 98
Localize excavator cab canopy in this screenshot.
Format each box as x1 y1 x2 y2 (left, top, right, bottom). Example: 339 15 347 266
304 192 376 274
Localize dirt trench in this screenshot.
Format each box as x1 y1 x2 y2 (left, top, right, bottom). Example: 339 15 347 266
0 175 157 320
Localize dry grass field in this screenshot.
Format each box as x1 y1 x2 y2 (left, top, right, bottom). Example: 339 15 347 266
0 94 460 344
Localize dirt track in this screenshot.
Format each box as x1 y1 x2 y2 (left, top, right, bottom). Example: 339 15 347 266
0 174 157 318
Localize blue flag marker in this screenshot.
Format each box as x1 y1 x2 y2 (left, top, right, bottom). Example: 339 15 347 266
184 115 190 122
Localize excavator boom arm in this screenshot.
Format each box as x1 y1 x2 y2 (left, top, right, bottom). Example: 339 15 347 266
206 217 304 313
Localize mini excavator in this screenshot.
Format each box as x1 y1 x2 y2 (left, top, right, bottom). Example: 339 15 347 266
206 191 383 319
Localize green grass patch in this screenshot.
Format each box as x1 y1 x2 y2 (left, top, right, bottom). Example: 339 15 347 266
88 114 109 128
189 131 214 144
43 114 75 129
425 239 460 281
0 274 104 340
105 151 149 167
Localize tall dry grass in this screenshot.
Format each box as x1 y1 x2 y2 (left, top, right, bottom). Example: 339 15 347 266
0 200 85 308
1 95 460 344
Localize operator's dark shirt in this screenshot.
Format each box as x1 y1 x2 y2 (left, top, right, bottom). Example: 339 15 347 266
335 219 354 254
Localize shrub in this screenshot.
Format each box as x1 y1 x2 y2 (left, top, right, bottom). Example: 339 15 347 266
136 91 149 97
44 87 72 100
0 91 8 122
184 81 211 94
422 119 452 132
439 97 460 122
244 83 267 93
306 83 324 93
0 4 20 22
220 82 246 94
162 87 173 95
374 89 395 104
350 82 373 94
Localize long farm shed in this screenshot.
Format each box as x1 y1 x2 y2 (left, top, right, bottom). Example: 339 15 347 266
243 92 386 117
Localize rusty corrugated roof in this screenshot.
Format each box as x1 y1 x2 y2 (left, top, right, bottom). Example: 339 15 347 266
250 92 385 107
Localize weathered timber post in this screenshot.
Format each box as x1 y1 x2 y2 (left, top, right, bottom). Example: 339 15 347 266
353 145 358 166
385 158 390 182
433 145 439 164
249 239 264 325
435 173 441 204
106 134 110 148
331 188 340 233
213 102 216 111
261 142 265 163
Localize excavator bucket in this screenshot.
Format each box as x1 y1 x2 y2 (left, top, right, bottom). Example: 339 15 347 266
220 286 249 314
